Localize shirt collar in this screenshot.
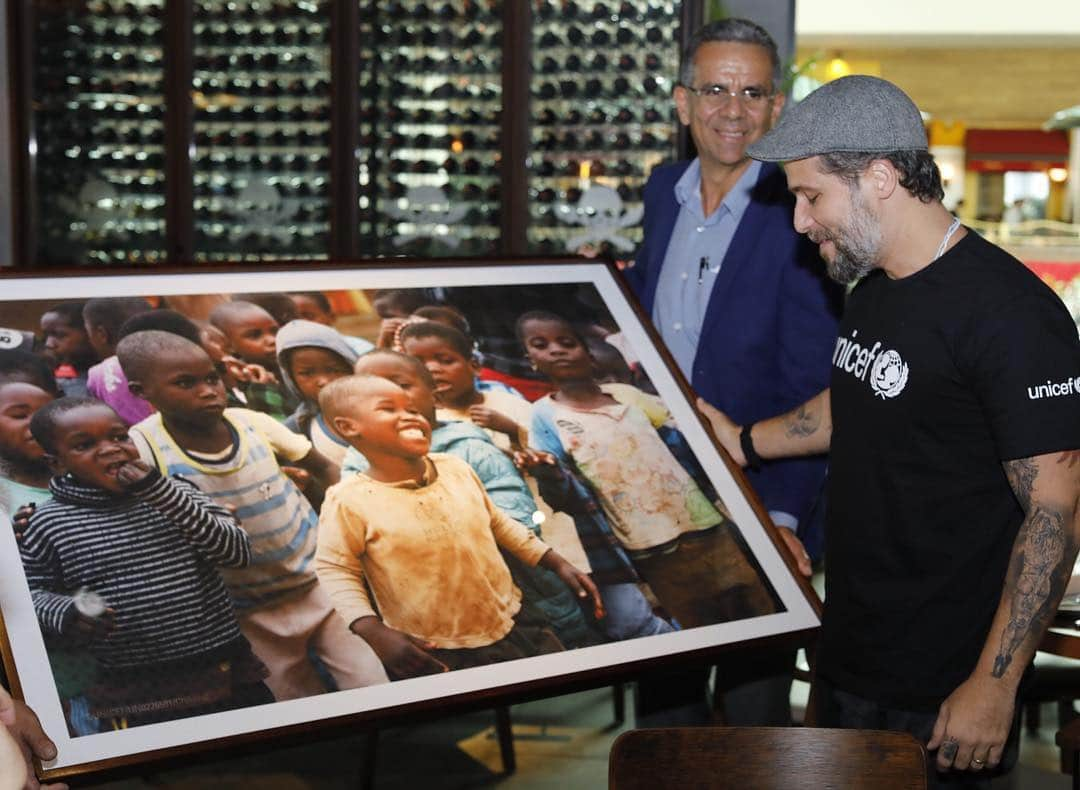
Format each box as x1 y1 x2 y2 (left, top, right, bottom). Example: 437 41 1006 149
369 455 438 489
673 157 763 224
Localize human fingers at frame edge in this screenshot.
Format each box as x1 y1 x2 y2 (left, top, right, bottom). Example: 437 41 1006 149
777 527 812 577
694 398 743 465
12 699 68 790
0 724 30 790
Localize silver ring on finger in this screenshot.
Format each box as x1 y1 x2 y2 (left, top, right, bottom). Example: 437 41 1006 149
971 757 986 769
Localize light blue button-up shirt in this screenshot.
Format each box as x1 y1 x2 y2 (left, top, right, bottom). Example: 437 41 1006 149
652 158 762 380
650 158 798 531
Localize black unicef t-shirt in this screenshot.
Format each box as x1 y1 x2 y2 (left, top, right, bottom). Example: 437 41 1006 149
818 230 1080 711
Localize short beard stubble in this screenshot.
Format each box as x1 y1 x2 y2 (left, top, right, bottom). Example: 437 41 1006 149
819 187 882 285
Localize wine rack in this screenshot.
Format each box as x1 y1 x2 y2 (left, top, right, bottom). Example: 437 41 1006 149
357 0 504 258
18 1 691 266
31 0 168 265
192 0 332 262
527 0 680 256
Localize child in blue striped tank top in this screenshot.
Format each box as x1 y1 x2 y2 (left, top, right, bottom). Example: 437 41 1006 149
117 330 389 700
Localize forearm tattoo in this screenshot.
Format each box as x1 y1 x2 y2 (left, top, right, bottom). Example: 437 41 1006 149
993 459 1073 678
1003 457 1037 511
784 403 820 439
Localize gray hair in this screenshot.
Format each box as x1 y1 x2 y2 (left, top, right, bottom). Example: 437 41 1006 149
680 18 781 88
817 151 945 204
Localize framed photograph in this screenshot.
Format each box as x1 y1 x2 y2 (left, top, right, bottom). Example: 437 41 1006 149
0 259 820 780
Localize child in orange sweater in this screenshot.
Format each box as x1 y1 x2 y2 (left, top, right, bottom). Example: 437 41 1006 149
314 375 602 679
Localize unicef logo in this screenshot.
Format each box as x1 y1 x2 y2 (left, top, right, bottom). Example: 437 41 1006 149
1027 374 1080 400
869 349 909 399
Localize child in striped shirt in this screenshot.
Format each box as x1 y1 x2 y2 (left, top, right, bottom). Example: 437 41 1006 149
20 397 272 729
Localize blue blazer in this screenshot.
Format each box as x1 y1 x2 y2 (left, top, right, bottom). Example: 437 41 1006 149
624 160 843 527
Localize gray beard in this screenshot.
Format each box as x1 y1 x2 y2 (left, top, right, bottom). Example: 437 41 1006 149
822 195 882 285
826 243 877 285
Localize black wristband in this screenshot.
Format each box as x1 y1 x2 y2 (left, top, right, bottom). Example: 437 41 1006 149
740 423 763 471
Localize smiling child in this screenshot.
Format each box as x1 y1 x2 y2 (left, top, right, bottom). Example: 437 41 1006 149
346 350 601 648
315 374 603 679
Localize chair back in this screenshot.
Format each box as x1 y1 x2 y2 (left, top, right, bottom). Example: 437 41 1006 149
609 726 927 789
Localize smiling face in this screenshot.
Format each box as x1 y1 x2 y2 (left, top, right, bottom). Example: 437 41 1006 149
287 347 354 403
519 318 594 382
219 305 279 367
129 344 228 426
785 156 883 284
353 353 438 426
49 404 139 493
674 41 784 173
40 312 96 368
0 383 54 465
331 377 431 460
399 335 477 407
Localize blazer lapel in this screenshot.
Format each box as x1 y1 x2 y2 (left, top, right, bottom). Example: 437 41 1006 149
639 162 690 314
698 163 778 341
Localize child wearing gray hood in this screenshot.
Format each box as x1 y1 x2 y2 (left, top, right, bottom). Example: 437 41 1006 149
277 319 362 466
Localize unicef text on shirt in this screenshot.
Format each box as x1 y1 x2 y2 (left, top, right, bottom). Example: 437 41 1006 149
1026 375 1080 401
832 333 882 381
832 333 909 399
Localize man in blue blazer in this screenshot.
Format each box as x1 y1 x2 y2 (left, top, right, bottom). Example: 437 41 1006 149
624 18 842 726
628 156 842 549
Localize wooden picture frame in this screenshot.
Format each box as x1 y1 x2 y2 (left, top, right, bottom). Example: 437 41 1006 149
0 258 820 780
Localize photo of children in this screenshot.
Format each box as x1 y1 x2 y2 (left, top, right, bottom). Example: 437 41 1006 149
0 266 815 773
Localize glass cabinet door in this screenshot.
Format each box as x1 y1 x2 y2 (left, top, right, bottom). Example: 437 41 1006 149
527 0 680 256
192 0 332 261
30 0 168 265
21 0 687 266
358 0 504 257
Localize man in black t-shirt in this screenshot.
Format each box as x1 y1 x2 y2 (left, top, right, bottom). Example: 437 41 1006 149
699 75 1080 788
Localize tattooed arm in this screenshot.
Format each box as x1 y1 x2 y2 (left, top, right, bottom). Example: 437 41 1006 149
928 449 1080 773
696 388 832 467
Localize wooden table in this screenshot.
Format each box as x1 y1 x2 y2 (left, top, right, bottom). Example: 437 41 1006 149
1039 618 1080 783
1041 622 1080 660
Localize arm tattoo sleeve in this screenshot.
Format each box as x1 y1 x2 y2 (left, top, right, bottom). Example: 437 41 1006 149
993 459 1073 678
1003 457 1037 511
784 403 820 439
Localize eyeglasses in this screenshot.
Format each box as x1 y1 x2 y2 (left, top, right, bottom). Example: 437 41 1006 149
682 83 774 108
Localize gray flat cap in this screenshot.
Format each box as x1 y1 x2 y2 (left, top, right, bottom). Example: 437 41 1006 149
747 75 928 162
